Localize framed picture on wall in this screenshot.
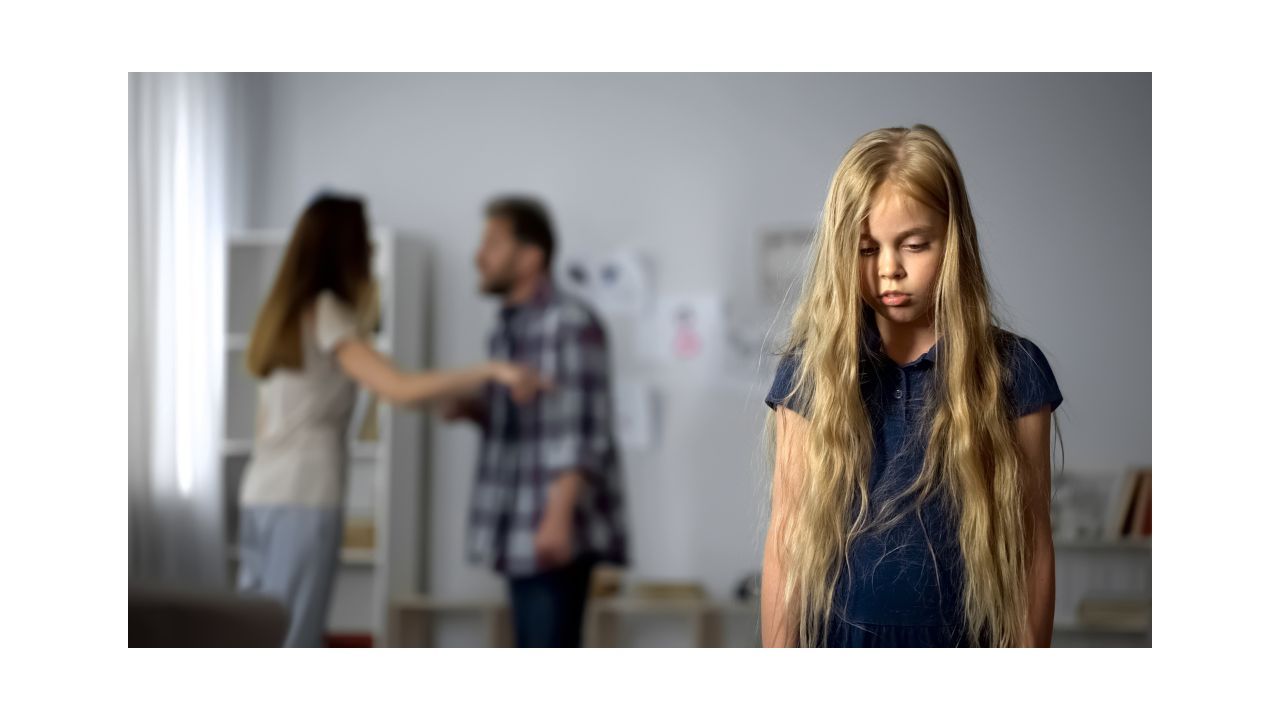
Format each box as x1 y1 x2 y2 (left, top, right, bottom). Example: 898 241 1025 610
758 228 813 312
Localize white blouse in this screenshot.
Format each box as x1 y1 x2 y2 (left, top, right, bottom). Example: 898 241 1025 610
239 291 363 508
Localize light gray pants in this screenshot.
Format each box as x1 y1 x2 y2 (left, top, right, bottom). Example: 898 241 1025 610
237 505 342 648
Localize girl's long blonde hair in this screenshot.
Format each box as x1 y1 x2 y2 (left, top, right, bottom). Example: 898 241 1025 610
775 124 1034 647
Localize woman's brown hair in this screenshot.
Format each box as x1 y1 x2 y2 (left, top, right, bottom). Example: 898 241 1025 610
245 195 373 378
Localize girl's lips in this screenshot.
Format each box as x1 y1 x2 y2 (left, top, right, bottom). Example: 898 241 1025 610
881 293 909 307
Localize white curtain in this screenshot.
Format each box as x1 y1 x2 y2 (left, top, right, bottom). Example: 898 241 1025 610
129 73 230 588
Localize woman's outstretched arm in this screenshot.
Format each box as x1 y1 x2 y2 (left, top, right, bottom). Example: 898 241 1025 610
334 338 547 408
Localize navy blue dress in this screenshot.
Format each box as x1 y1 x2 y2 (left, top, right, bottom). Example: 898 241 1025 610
765 315 1063 647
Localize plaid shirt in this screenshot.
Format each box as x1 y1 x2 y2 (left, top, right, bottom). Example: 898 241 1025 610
467 280 629 577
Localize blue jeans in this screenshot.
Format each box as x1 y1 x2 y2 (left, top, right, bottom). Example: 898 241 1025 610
507 556 596 648
237 505 342 648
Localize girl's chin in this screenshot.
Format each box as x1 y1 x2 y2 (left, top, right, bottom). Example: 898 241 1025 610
879 304 926 324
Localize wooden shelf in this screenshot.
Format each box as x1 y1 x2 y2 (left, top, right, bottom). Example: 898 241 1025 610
1054 620 1150 635
226 333 386 352
226 544 377 567
340 547 377 566
228 230 289 247
388 596 512 647
225 334 387 357
584 595 752 648
585 596 758 614
392 596 507 613
1054 537 1151 551
222 440 384 458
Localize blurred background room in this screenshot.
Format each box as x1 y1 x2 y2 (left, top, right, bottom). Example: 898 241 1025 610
128 72 1151 647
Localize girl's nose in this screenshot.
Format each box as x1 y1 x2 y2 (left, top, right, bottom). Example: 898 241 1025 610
879 252 904 279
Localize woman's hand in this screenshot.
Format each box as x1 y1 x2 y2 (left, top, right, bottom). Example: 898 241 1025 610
490 361 553 404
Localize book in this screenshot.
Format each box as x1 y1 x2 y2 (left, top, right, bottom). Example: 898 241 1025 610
357 396 379 442
589 566 624 598
630 582 706 601
1141 468 1152 535
1133 469 1152 537
1121 471 1147 536
1106 469 1142 539
1076 597 1151 629
346 391 379 446
343 516 376 550
357 278 382 336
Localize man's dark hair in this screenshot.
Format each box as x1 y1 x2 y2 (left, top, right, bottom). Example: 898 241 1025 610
486 196 555 270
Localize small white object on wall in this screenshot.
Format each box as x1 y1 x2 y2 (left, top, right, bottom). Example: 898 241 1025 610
557 249 654 319
614 381 657 450
595 249 653 317
758 228 813 314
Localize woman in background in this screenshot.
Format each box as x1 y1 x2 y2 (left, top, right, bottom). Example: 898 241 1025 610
238 194 547 647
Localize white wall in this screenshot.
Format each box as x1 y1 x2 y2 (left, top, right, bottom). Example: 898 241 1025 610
241 73 1151 602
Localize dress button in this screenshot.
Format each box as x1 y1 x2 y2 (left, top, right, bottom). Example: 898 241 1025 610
894 389 902 399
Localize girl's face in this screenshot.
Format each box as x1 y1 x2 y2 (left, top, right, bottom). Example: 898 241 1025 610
858 186 945 328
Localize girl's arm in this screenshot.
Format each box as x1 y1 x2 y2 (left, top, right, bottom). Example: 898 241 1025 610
334 338 548 408
762 406 808 648
1016 406 1056 647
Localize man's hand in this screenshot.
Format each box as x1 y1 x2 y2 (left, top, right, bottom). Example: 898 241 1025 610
535 470 583 570
490 361 554 405
534 510 575 570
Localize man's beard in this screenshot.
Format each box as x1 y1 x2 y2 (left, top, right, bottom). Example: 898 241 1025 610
481 272 515 297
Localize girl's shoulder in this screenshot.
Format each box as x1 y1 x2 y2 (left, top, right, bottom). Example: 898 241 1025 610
993 329 1063 417
765 348 805 414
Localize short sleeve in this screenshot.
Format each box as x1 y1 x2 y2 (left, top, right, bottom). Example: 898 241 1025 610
540 306 614 481
314 291 360 354
765 352 807 416
1004 335 1063 417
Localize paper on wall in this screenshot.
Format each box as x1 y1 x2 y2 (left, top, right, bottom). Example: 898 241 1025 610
614 381 657 450
594 249 653 317
758 228 813 312
555 249 653 318
646 293 726 378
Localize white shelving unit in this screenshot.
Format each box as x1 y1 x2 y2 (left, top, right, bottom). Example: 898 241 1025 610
1052 534 1152 648
222 226 429 646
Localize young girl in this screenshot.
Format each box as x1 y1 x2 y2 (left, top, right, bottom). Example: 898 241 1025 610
761 125 1063 648
237 194 547 647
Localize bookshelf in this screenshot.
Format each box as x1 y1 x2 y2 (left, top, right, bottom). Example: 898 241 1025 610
386 595 762 648
1052 533 1151 648
222 227 429 646
584 596 760 648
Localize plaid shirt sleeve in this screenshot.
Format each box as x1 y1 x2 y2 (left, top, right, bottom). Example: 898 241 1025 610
539 306 614 482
